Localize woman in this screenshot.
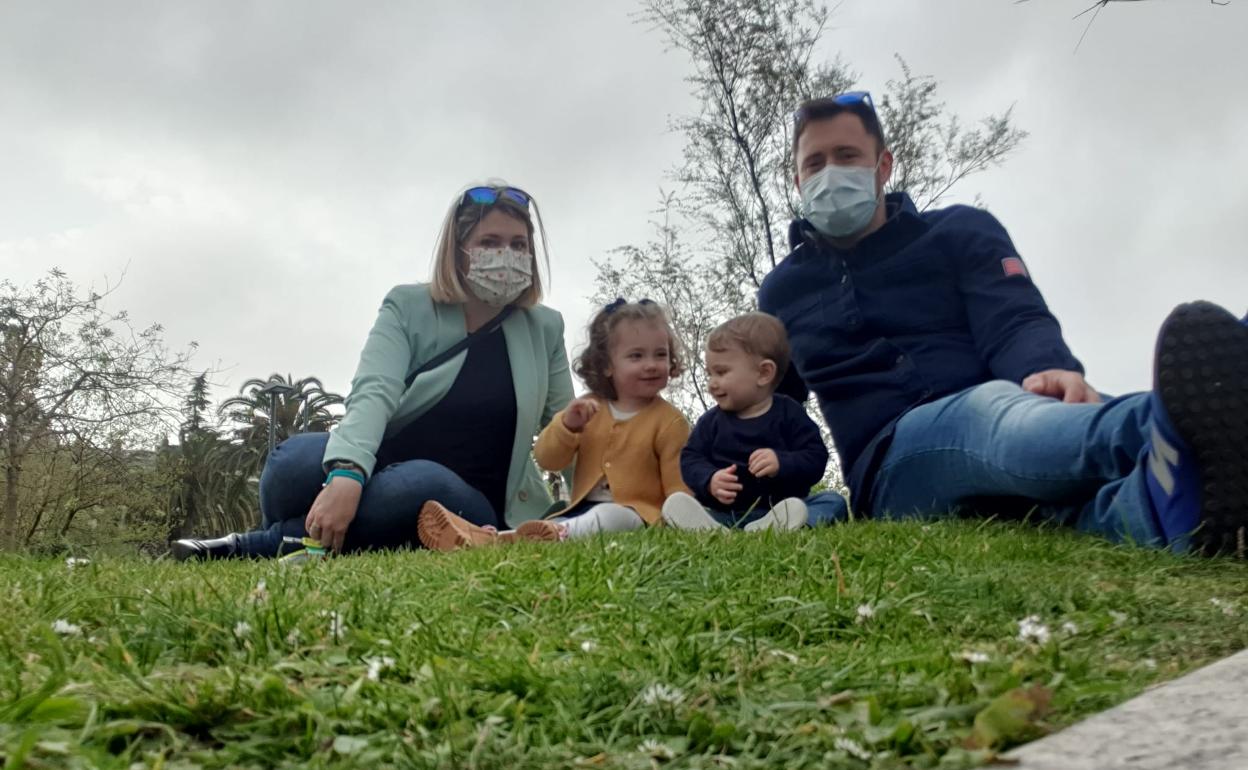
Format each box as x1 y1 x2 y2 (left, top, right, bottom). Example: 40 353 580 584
172 183 574 559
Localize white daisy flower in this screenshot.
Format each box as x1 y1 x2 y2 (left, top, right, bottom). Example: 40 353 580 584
834 737 872 760
65 557 91 569
1210 598 1236 616
52 619 81 636
957 650 990 664
365 655 395 681
580 640 598 653
768 649 799 663
638 739 675 760
1017 615 1051 644
856 603 875 622
1061 621 1079 635
233 621 252 638
249 579 268 604
640 683 685 706
320 610 347 639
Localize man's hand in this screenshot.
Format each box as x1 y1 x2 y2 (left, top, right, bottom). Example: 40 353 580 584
305 478 363 553
748 448 780 478
709 465 742 505
562 397 600 433
1022 369 1101 404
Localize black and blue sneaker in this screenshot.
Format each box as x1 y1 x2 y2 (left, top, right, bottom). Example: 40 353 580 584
1146 301 1248 556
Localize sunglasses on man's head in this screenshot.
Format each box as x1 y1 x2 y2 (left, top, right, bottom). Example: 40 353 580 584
793 90 877 123
833 90 874 109
461 186 531 208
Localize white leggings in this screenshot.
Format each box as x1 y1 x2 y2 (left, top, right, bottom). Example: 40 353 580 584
551 503 645 539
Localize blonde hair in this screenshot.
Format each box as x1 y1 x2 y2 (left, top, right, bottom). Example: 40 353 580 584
429 180 550 307
574 300 686 400
706 312 791 389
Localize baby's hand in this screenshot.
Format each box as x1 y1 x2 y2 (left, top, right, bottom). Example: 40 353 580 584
748 449 780 479
562 397 600 433
709 465 742 505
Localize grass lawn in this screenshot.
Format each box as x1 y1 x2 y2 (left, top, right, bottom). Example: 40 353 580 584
3 521 1248 769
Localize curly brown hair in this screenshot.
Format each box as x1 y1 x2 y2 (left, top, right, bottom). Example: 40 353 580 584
573 300 686 400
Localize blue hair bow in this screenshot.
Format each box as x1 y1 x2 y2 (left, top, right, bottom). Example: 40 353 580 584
604 297 654 314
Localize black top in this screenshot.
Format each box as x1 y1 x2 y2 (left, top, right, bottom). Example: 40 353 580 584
375 326 517 519
680 395 829 514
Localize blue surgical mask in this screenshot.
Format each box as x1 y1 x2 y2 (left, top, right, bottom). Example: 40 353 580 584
799 161 881 239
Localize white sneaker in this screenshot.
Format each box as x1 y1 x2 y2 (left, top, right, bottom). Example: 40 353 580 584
661 492 726 531
743 498 809 532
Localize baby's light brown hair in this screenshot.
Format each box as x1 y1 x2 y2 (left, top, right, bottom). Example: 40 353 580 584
574 300 686 400
705 312 791 391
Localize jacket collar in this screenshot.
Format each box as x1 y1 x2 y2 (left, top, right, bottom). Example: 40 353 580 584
787 192 928 261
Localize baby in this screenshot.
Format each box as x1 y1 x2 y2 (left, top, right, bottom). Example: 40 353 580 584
662 312 829 530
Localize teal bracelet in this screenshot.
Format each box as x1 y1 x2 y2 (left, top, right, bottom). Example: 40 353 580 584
324 468 365 487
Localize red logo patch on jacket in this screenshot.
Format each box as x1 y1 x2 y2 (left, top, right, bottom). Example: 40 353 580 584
1001 256 1029 278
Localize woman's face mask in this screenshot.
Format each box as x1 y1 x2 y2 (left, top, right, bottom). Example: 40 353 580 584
463 246 533 307
799 159 882 239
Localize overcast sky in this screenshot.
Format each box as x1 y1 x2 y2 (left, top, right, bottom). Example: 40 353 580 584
3 0 1246 414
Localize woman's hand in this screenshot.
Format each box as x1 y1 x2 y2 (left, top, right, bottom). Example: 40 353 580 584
305 478 363 553
562 397 600 433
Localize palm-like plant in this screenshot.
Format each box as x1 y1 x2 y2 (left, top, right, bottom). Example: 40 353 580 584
165 374 345 538
164 429 260 537
219 374 344 458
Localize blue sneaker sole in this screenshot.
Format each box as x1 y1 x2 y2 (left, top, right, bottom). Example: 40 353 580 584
1155 301 1248 556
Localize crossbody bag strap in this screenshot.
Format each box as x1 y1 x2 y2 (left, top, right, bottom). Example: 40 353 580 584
403 304 516 389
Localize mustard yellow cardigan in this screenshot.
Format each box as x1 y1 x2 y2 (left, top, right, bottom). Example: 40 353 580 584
533 396 691 525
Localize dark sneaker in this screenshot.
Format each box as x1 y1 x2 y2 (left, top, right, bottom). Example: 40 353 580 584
1146 301 1248 556
170 533 243 561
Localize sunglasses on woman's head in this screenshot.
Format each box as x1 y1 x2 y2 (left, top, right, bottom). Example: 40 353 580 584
461 186 531 208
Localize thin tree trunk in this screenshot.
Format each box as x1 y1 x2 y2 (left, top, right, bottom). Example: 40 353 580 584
2 444 20 551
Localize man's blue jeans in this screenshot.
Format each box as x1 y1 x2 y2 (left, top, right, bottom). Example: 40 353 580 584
234 433 498 557
869 380 1168 548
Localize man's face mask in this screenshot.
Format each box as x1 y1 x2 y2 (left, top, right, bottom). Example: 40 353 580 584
799 159 881 239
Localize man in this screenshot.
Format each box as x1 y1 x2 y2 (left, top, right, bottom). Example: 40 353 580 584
758 91 1248 554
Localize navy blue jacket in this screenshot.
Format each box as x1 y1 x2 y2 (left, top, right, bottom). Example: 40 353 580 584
680 395 829 513
758 193 1082 512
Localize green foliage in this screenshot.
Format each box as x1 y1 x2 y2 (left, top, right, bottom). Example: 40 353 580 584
0 269 193 550
2 522 1247 768
165 374 344 540
1 275 347 549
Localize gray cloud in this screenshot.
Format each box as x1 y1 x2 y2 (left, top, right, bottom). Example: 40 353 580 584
2 0 1245 409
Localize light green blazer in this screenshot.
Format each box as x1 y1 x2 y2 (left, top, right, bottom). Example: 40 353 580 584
323 283 574 524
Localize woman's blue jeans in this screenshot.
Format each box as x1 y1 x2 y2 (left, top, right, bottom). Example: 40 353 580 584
234 433 498 556
869 380 1168 548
